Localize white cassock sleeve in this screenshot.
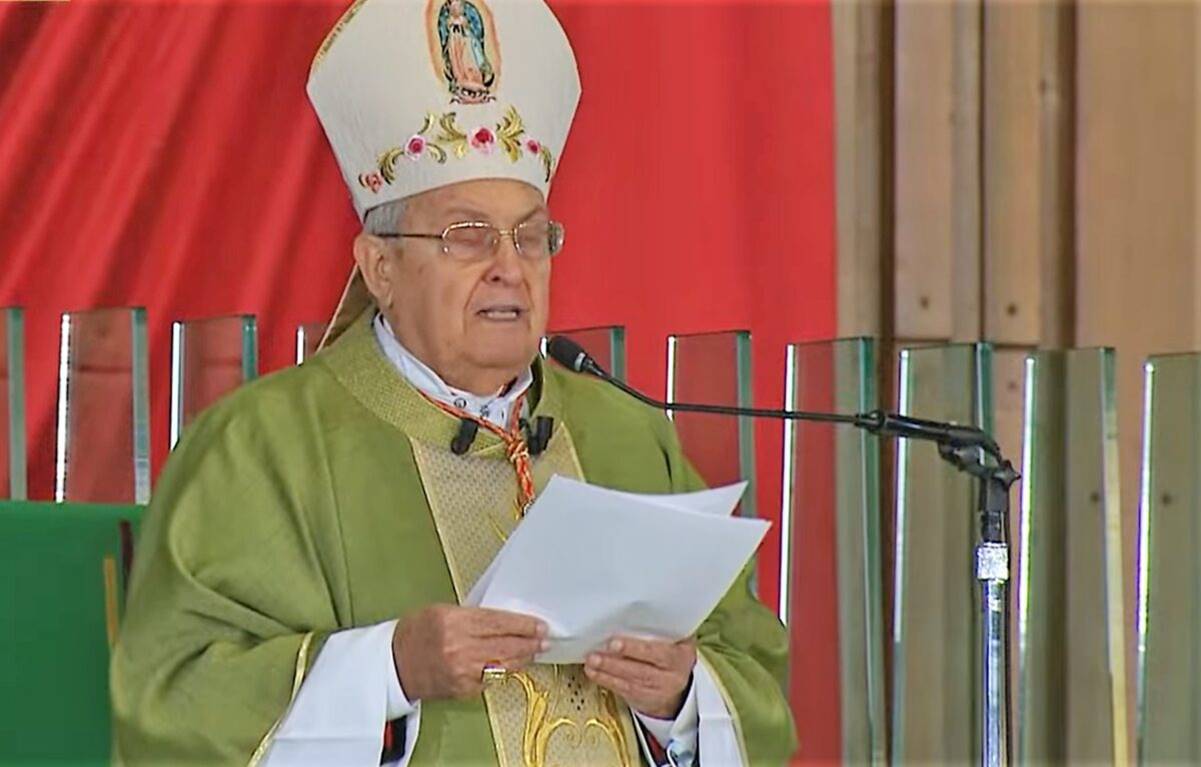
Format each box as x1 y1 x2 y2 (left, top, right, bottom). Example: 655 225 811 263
632 659 743 766
262 619 421 767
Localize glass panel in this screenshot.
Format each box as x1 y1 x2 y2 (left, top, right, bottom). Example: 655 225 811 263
1014 351 1066 763
1 308 26 500
667 330 755 518
0 501 141 765
545 325 627 382
891 343 991 764
780 337 884 763
1137 354 1201 764
991 347 1030 734
171 315 258 447
296 322 327 364
1016 349 1128 764
55 308 151 505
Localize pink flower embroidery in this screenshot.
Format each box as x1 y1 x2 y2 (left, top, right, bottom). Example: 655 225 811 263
525 138 541 155
470 126 496 154
405 135 427 159
358 172 384 193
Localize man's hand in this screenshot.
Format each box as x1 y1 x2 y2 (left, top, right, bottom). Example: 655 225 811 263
584 636 697 719
392 604 548 701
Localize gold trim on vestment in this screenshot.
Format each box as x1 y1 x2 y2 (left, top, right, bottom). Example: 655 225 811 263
697 648 752 766
410 423 639 767
247 632 316 767
102 556 119 650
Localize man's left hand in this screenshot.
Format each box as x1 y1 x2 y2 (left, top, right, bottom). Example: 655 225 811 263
584 636 696 719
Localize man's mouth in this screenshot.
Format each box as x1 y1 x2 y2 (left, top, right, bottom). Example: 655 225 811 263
477 305 525 321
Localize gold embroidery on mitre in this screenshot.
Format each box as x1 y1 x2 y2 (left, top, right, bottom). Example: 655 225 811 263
309 0 369 76
361 106 555 195
410 426 640 767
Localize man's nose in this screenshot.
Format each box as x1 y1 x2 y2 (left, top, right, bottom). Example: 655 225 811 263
485 232 524 283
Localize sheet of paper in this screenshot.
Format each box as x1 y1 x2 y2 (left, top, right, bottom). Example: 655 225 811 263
464 479 750 607
606 480 749 517
466 475 768 664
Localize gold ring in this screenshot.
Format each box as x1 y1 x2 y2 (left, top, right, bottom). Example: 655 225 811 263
481 663 508 685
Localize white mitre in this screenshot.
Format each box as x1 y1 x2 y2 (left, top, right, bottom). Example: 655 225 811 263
306 0 581 345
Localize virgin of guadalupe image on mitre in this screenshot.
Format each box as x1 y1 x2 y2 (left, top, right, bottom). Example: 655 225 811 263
437 0 497 104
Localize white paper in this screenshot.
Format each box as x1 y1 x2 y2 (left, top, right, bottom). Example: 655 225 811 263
465 480 750 605
605 481 750 517
466 476 768 664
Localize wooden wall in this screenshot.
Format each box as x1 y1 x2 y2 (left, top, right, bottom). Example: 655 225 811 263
833 0 1201 761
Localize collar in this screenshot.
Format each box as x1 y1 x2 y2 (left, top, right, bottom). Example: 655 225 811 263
317 310 562 457
372 313 534 430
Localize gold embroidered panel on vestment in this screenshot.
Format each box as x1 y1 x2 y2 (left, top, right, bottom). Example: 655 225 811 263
410 425 640 767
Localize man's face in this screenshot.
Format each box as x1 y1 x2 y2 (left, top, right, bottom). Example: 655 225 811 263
383 178 552 393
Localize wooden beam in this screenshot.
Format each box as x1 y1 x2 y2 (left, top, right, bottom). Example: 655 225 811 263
895 0 982 342
1076 1 1201 761
834 0 887 339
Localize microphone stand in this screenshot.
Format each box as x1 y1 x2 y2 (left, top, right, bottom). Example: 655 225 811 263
551 343 1019 766
935 438 1020 767
858 414 1019 766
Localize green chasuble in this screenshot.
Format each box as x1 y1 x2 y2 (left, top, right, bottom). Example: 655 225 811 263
111 314 796 766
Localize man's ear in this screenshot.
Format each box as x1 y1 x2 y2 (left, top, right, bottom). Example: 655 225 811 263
353 232 395 306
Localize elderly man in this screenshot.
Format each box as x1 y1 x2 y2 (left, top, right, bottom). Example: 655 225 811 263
111 0 795 764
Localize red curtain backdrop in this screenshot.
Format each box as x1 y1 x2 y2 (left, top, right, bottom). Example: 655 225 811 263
0 0 836 757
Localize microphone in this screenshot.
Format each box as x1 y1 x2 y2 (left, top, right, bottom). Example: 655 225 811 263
521 416 554 456
549 336 608 378
450 418 479 455
451 414 553 456
546 335 1002 459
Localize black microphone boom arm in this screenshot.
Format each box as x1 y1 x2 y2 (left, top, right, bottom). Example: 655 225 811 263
546 334 1006 463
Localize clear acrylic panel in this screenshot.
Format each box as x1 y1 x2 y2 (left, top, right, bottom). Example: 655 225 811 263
991 347 1031 733
1136 354 1201 764
1 309 26 500
780 338 884 764
55 308 151 505
296 322 327 364
891 343 992 764
667 330 755 518
1016 349 1128 764
545 325 627 382
171 315 258 447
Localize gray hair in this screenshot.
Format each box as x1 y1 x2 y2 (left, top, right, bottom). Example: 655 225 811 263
363 198 408 237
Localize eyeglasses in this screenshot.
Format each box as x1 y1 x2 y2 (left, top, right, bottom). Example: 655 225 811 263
376 219 565 262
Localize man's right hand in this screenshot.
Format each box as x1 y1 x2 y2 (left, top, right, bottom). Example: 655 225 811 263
391 604 548 701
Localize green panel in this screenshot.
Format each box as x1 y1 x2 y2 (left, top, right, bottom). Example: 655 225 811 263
667 330 756 518
171 315 259 448
57 308 151 505
0 501 144 764
1016 349 1128 765
781 337 884 764
1137 354 1201 764
2 308 26 500
891 343 992 765
545 325 628 383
